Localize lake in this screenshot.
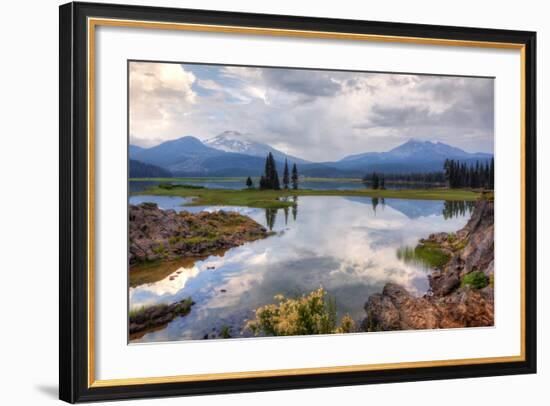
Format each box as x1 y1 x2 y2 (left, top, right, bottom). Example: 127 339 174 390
128 195 472 343
129 178 441 193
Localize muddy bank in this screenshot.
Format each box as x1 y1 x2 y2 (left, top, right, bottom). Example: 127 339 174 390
364 199 494 331
129 203 270 265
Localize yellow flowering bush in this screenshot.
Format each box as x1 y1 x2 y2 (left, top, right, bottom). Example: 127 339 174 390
246 288 356 336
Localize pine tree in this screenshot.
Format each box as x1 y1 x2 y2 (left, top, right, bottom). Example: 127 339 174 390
273 168 281 190
282 159 290 189
259 175 267 189
291 163 299 190
271 153 280 189
246 176 253 189
444 159 451 186
372 172 379 189
264 154 273 189
380 175 385 190
260 152 280 190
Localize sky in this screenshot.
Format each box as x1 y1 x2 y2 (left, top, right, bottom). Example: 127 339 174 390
129 61 494 162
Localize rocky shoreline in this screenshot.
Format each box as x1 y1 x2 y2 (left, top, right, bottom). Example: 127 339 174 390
129 298 194 339
364 199 494 331
129 203 270 265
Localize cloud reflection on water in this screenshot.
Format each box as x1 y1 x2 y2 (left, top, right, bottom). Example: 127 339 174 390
129 196 469 342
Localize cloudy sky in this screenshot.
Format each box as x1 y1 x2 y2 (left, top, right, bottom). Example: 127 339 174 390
129 61 494 162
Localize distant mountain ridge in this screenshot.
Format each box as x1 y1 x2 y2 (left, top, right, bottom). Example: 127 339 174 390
129 159 172 178
204 131 309 164
130 134 493 177
342 139 491 162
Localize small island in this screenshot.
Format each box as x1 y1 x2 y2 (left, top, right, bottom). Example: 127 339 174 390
129 202 271 265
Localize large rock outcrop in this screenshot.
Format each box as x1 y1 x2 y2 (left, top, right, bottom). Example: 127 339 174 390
129 203 269 264
364 199 494 331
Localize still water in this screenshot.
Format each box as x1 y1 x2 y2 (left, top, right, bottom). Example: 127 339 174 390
129 179 440 193
129 196 471 343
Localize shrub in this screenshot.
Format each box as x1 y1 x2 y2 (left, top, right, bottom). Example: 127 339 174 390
219 325 231 339
461 271 488 289
246 288 355 336
335 314 357 333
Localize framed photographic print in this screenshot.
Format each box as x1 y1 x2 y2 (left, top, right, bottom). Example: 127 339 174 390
59 1 537 403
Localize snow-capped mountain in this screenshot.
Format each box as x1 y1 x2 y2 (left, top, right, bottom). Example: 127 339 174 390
204 131 258 154
204 131 309 164
129 135 492 177
341 138 491 163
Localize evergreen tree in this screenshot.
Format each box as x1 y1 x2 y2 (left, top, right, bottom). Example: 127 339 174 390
260 152 280 190
259 175 267 189
246 176 254 189
291 163 299 190
372 172 379 190
263 154 273 189
273 169 281 190
282 159 290 189
380 175 385 190
444 159 493 189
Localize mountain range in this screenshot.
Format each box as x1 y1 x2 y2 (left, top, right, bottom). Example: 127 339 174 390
129 131 492 178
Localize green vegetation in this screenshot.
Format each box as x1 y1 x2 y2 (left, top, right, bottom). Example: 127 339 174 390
245 288 356 336
130 177 246 182
158 183 205 190
415 243 450 269
137 186 482 210
259 152 281 190
219 325 232 339
364 171 385 190
128 304 167 320
129 297 194 339
283 159 290 189
461 271 489 289
444 158 494 189
397 242 450 269
363 171 447 185
129 298 193 322
291 163 299 190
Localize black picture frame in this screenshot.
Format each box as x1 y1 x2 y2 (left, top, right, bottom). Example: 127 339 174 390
59 1 537 403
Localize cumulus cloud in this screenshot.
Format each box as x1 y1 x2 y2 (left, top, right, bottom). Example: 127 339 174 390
129 61 494 160
129 62 197 143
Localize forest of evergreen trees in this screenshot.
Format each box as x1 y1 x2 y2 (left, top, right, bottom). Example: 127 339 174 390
362 171 446 186
444 158 494 189
362 158 494 190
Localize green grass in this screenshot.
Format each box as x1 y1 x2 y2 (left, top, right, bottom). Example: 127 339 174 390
414 243 451 269
397 243 451 269
129 177 247 182
461 271 489 289
134 186 481 209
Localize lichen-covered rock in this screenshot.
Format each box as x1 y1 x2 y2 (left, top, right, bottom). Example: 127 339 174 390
129 203 269 264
